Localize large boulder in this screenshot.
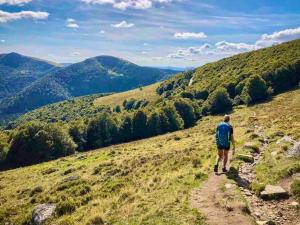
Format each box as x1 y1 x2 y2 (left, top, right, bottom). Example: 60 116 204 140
32 203 56 225
260 185 289 200
287 142 300 158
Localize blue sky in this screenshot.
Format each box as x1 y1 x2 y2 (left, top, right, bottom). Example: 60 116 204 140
0 0 300 67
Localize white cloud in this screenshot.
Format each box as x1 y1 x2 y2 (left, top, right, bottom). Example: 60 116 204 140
174 32 207 39
256 27 300 47
0 0 32 5
70 52 81 56
0 10 49 23
66 18 79 29
0 39 5 43
81 0 172 10
215 41 257 52
99 30 105 34
111 20 134 28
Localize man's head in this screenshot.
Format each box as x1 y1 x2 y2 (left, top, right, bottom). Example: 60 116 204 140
224 114 230 123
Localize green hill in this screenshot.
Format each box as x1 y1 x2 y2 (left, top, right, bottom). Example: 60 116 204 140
0 52 61 101
157 39 300 104
0 55 176 124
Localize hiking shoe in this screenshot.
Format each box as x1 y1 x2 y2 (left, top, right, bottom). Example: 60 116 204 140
214 165 218 173
222 168 228 173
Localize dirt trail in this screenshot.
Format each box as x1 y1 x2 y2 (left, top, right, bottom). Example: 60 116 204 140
191 172 254 225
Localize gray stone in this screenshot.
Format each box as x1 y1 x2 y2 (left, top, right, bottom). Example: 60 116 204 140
32 203 56 225
260 185 289 200
287 142 300 158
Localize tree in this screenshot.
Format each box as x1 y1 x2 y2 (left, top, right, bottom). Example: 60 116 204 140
206 87 232 114
7 122 76 166
242 75 268 104
69 120 87 151
147 111 161 136
132 110 148 139
119 115 133 142
160 104 184 132
174 98 196 128
0 132 9 163
87 113 119 149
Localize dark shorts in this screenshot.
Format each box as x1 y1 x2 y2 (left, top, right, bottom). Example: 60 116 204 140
217 145 230 151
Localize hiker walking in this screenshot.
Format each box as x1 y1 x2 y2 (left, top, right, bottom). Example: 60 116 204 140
214 115 236 173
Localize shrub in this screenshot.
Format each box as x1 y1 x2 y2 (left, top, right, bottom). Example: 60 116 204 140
132 110 148 139
87 113 119 149
174 98 196 128
241 75 268 104
7 122 76 166
86 216 105 225
180 91 194 99
205 87 232 114
69 120 87 151
194 90 209 100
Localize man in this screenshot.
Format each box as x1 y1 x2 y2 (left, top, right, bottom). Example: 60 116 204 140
214 115 235 173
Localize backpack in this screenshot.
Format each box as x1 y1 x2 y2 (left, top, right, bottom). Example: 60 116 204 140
216 122 231 147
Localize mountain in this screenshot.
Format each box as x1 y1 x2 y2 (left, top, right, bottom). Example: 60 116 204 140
0 55 177 119
155 66 194 72
0 52 61 101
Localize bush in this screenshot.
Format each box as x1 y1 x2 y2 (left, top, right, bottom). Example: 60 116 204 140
174 98 196 128
194 90 209 100
87 113 119 149
86 216 105 225
7 122 76 166
132 110 148 139
69 120 87 151
205 87 232 114
241 75 268 104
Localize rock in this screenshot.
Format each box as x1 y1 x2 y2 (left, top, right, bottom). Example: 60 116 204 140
286 142 300 158
62 175 80 183
236 154 254 163
32 203 56 225
276 136 295 145
63 167 75 175
256 220 276 225
260 185 289 200
290 201 299 207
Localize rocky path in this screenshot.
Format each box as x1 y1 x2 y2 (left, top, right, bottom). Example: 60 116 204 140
237 129 300 225
191 172 253 225
191 126 300 225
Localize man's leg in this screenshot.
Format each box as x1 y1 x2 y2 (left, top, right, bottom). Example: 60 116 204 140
223 150 229 171
214 150 224 172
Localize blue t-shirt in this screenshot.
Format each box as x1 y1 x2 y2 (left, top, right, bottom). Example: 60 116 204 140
216 122 233 147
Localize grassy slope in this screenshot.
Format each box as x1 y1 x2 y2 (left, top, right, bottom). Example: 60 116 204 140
0 89 299 225
94 83 160 107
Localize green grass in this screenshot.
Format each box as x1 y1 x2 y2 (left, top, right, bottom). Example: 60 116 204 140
0 89 299 224
94 83 160 107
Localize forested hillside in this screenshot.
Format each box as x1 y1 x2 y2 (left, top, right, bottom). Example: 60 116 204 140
0 55 176 124
0 52 61 101
157 39 300 113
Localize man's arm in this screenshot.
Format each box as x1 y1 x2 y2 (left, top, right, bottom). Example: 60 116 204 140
231 134 236 155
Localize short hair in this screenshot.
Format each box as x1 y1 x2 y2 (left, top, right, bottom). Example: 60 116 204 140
224 115 230 122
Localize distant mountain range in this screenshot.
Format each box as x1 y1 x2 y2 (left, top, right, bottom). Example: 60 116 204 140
0 53 177 123
155 66 195 72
